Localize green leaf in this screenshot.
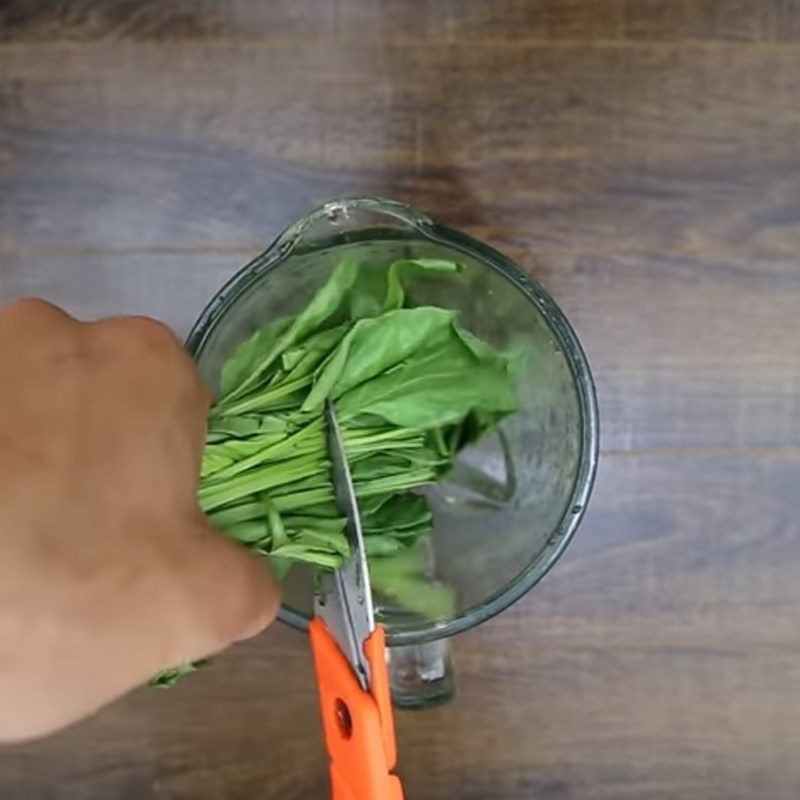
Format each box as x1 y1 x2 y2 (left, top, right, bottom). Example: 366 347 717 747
221 519 268 544
280 323 351 384
290 527 349 558
302 307 454 412
375 577 456 621
350 449 444 482
338 320 516 429
384 258 461 310
364 536 407 557
268 555 294 581
269 543 345 569
220 260 360 403
219 317 292 398
347 263 391 318
369 550 456 621
362 493 432 534
198 452 327 512
202 419 324 485
207 415 262 438
149 660 210 688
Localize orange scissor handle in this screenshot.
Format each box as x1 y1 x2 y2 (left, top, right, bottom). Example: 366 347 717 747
309 618 404 800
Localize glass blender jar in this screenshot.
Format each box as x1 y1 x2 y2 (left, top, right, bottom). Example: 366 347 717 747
186 197 598 707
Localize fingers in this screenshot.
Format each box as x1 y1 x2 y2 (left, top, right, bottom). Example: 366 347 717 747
89 315 184 357
0 298 76 331
166 519 281 665
87 315 213 473
0 300 79 361
91 315 213 402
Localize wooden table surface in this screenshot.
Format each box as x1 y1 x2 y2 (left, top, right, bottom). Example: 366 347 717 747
1 2 799 798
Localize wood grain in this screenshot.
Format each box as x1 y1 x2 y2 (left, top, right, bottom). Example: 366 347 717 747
1 1 799 798
2 39 800 258
3 1 800 44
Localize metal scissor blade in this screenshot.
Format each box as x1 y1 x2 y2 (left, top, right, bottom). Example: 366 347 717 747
314 400 375 689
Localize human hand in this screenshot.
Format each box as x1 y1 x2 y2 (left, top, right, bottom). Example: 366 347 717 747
0 300 279 742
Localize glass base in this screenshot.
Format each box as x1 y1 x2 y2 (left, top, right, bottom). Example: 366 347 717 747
388 640 455 709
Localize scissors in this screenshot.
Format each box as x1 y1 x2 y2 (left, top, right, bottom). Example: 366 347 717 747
309 400 405 800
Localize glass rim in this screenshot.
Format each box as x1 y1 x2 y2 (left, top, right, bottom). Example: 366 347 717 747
186 196 599 646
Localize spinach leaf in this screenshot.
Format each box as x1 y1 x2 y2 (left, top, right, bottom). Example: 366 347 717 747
219 260 360 404
302 307 454 412
362 493 432 535
338 322 516 429
149 659 210 689
369 547 457 621
384 258 461 310
218 318 293 398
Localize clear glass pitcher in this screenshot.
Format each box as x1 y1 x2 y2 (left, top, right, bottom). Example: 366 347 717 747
186 197 598 707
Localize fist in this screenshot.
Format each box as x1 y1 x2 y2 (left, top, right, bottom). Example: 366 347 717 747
0 300 279 742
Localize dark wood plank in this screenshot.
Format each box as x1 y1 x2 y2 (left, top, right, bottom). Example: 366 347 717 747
2 40 800 257
0 251 236 339
2 0 800 44
3 249 797 452
0 454 797 800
